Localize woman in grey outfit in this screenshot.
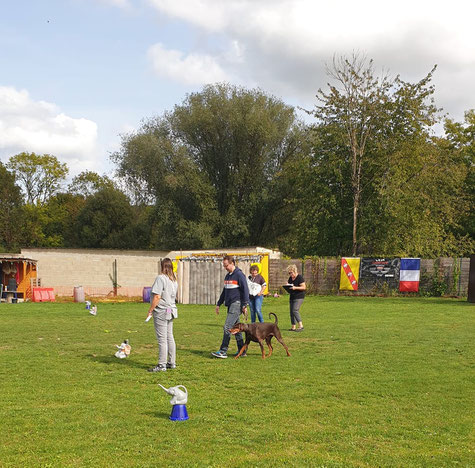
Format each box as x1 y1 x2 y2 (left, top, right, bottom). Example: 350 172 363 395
146 258 178 372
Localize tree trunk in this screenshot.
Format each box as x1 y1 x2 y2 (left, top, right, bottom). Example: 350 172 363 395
351 141 359 256
352 193 359 256
351 149 362 256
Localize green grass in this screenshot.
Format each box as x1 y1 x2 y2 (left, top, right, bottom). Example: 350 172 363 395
0 297 473 467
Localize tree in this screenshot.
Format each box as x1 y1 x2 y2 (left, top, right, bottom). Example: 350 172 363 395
19 203 64 247
0 163 23 250
443 110 475 248
312 54 392 254
112 83 304 248
68 170 114 197
368 137 471 256
7 152 69 204
311 53 439 255
42 193 87 247
112 122 220 249
270 121 360 257
73 186 136 248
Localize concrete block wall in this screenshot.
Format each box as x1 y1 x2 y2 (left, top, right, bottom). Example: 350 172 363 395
21 248 168 297
20 247 279 298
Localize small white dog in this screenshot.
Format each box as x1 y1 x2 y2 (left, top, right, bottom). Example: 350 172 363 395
115 339 131 359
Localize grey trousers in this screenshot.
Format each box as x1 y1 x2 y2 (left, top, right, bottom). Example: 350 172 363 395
290 298 304 325
152 313 176 367
219 301 244 352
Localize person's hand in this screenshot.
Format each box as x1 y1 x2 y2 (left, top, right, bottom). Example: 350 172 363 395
242 305 248 321
215 305 220 315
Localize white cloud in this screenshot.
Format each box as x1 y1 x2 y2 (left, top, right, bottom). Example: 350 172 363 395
95 0 132 9
147 43 230 85
147 0 235 32
148 0 475 52
147 0 475 120
0 86 99 170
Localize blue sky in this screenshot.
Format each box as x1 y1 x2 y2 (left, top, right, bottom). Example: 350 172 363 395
1 0 474 179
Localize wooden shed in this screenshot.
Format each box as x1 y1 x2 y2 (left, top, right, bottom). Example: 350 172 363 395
0 254 38 301
176 251 270 304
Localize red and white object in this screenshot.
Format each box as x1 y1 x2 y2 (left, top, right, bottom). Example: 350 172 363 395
399 258 421 292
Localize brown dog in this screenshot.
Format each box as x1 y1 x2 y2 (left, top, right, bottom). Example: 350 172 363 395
230 313 291 359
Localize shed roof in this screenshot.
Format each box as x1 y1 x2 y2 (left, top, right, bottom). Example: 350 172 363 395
0 254 37 263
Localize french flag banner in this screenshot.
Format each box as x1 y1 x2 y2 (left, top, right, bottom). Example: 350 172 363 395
399 258 421 292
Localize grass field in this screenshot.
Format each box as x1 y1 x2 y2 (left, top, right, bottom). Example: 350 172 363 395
0 296 473 467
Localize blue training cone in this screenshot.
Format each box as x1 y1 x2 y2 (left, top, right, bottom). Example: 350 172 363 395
170 404 189 421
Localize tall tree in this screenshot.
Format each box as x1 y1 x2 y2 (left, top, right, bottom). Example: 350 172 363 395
443 110 475 247
68 170 114 197
42 193 87 247
112 83 304 248
313 54 392 254
7 152 69 204
112 122 219 249
311 53 439 255
368 137 471 256
19 203 65 247
73 186 136 249
0 163 23 250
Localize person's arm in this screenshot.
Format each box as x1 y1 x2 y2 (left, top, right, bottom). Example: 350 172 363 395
146 293 161 319
146 276 163 318
258 276 266 296
292 276 306 291
216 288 225 315
239 272 249 318
240 272 249 307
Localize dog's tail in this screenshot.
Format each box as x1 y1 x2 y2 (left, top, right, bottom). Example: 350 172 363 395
269 312 278 324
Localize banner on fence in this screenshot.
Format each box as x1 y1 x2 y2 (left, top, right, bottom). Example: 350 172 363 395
340 257 361 290
359 258 400 291
399 258 421 292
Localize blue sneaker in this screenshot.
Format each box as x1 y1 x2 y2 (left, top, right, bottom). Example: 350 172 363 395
211 350 228 359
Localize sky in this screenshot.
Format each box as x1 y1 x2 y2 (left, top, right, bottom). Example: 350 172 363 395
1 0 474 179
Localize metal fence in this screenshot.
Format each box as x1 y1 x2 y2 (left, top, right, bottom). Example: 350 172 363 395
268 257 471 297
